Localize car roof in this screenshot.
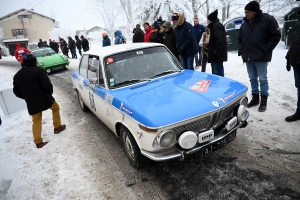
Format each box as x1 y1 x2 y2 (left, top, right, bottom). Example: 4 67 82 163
31 47 52 52
83 43 165 57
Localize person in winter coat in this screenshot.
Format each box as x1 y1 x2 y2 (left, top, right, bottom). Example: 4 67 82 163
150 21 164 44
173 13 199 70
102 32 111 47
59 37 69 58
238 1 281 112
143 22 153 42
38 39 44 48
133 24 144 43
75 35 82 56
199 27 212 73
114 30 126 45
81 35 89 52
162 21 179 62
193 18 206 68
49 39 59 53
13 53 66 149
206 9 227 77
285 21 300 122
43 41 49 47
68 36 77 59
14 43 31 67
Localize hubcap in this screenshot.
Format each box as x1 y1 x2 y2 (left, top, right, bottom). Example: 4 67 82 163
124 133 135 160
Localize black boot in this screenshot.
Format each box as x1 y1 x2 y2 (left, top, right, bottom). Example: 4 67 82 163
285 113 300 122
258 95 268 112
247 93 260 108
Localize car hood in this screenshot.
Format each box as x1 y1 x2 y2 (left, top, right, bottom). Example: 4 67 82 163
37 54 67 64
98 70 247 128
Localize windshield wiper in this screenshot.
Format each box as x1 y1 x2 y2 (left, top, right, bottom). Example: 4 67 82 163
151 70 181 79
111 78 150 88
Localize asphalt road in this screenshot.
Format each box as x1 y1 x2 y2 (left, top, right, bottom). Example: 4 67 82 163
2 60 300 200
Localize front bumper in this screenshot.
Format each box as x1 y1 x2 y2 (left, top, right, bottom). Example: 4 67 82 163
141 112 249 162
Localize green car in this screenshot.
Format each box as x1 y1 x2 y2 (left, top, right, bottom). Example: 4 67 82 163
31 47 70 74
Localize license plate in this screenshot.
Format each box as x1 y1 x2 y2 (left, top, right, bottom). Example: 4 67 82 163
202 131 236 156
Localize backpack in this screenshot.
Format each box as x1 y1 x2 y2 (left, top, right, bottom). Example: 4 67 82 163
119 37 126 44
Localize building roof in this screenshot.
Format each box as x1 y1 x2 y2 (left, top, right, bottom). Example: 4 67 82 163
0 8 55 22
3 38 29 43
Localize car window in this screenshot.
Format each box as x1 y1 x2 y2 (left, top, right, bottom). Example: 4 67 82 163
105 46 181 88
88 58 98 79
32 48 55 57
225 21 235 30
79 55 88 77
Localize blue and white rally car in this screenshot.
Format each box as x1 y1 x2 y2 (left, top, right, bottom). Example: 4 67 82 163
71 43 249 168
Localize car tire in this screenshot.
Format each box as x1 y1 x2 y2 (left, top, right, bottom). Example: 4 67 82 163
120 125 147 168
77 90 89 112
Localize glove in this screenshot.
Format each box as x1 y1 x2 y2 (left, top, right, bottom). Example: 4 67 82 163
177 48 183 55
286 64 291 72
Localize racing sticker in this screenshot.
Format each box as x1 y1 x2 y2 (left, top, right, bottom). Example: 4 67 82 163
89 92 96 111
120 102 133 115
106 57 114 65
189 80 211 92
219 92 236 103
212 101 220 107
104 93 114 104
137 131 143 141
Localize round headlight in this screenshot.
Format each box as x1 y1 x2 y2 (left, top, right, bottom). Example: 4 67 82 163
158 130 176 147
239 97 248 107
63 55 68 60
237 105 248 122
38 60 44 66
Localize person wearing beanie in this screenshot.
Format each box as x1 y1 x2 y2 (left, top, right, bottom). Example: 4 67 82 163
162 21 180 62
143 22 153 42
238 1 281 112
133 23 144 43
150 21 164 44
173 13 199 70
102 32 111 47
13 52 66 149
206 9 227 77
14 43 31 67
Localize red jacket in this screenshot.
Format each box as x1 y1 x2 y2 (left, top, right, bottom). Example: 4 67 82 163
144 26 153 42
14 43 30 63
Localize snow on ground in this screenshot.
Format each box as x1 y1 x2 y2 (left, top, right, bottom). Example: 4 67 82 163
0 41 300 199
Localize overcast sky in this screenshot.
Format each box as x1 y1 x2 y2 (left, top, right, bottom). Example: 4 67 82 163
0 0 101 30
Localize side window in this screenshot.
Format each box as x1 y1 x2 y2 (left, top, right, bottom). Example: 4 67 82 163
88 58 98 79
225 21 235 30
79 55 89 77
98 61 105 86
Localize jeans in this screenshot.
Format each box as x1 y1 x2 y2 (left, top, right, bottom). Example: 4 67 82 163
32 101 61 144
78 48 82 56
71 47 77 58
246 62 269 96
212 62 224 77
293 67 300 114
181 55 195 70
194 49 202 66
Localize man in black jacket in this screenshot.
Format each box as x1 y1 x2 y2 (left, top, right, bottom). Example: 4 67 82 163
75 35 82 56
162 21 179 62
13 53 66 148
238 1 281 112
49 39 59 53
285 20 300 122
206 9 227 77
133 24 144 43
68 36 77 59
38 39 44 48
80 35 89 52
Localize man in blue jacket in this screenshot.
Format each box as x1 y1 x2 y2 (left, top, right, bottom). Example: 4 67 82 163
173 13 198 70
238 1 281 112
193 18 205 69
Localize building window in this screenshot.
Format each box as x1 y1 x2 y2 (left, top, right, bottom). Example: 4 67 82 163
15 29 24 35
21 15 29 19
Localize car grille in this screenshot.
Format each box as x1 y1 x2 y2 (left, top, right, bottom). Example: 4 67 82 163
173 101 239 136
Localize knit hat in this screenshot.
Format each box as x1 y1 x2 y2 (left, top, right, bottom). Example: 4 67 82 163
102 32 107 37
172 13 179 21
136 23 141 28
153 21 160 29
207 9 218 21
22 53 37 65
162 21 173 28
245 1 260 12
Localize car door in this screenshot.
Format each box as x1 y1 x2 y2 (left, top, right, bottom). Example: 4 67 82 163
78 55 90 107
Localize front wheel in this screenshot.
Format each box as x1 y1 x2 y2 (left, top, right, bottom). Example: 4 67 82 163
120 126 147 168
76 90 89 112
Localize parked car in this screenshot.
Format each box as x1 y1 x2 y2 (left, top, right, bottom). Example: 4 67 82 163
223 17 244 51
71 43 249 168
282 6 300 47
31 47 70 74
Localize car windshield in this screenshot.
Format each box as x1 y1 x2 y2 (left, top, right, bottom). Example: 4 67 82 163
105 46 182 88
32 48 56 57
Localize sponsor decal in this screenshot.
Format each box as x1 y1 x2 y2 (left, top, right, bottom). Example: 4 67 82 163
120 102 133 115
189 80 211 92
219 92 236 103
137 131 143 141
107 57 114 64
104 93 114 104
212 101 220 107
89 92 96 111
